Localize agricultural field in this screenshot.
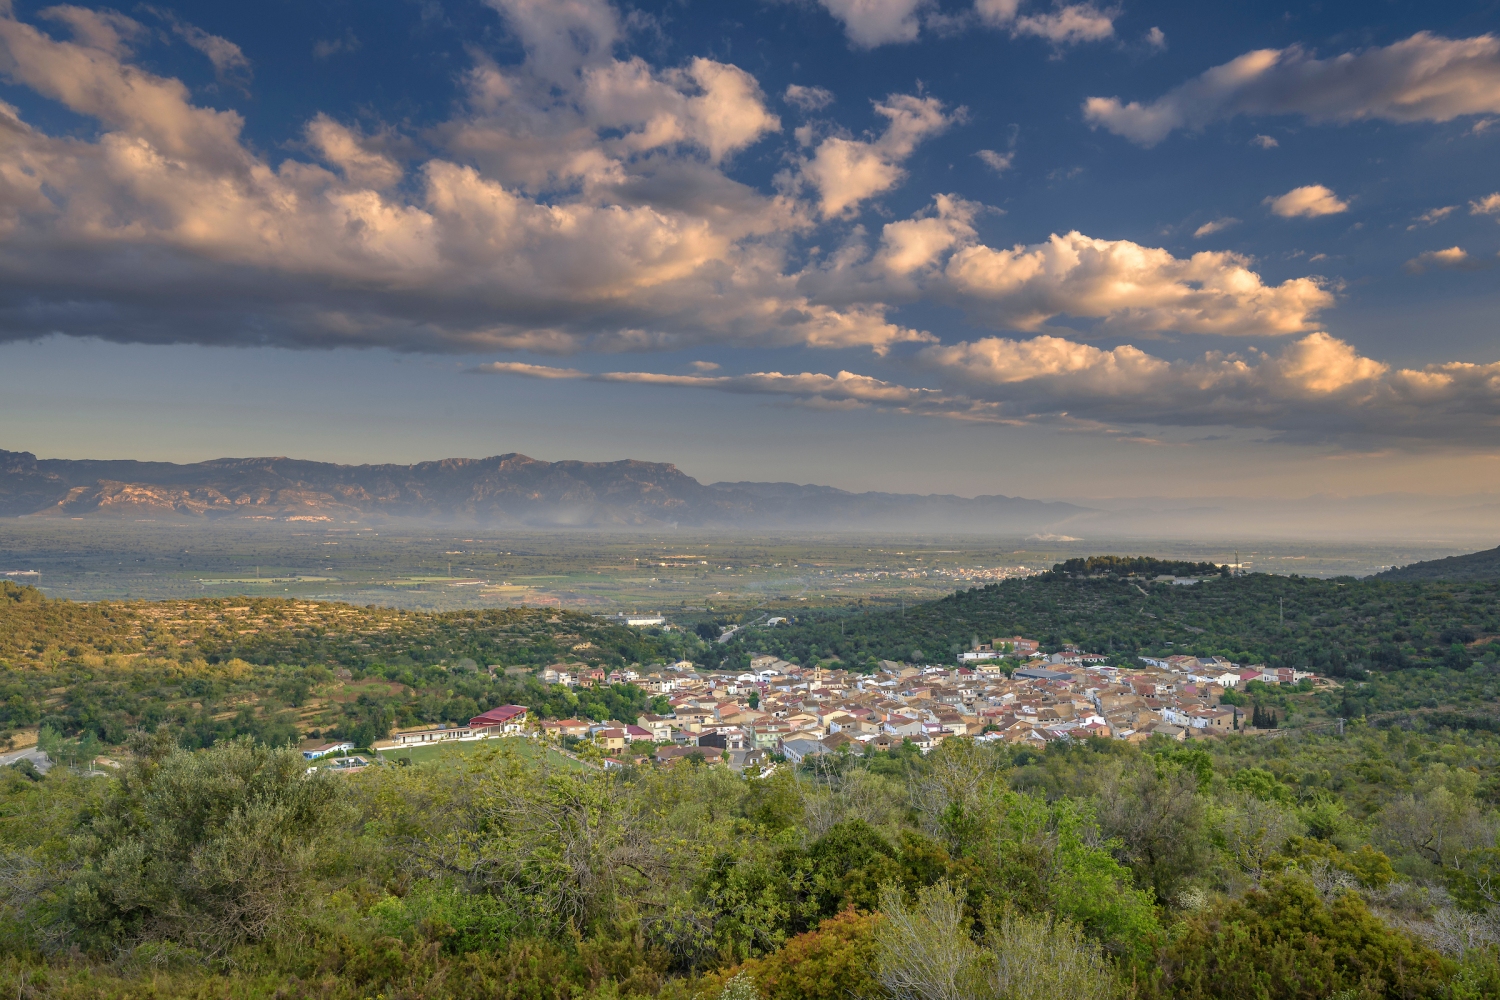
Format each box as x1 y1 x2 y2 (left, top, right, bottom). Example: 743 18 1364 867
0 520 1460 611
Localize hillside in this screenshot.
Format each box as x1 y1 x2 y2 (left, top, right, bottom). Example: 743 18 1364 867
727 570 1500 675
1375 543 1500 581
0 581 695 747
0 449 1087 531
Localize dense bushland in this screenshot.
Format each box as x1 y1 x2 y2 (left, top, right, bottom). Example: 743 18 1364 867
3 724 1499 999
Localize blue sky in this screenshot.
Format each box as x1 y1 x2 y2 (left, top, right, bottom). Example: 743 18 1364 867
1 0 1499 497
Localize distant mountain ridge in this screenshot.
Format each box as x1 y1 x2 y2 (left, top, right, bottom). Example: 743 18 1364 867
1374 544 1500 581
0 450 1090 531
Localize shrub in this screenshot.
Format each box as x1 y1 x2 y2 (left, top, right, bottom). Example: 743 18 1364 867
1158 875 1450 999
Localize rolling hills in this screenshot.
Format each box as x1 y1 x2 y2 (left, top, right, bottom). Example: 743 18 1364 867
1376 543 1500 581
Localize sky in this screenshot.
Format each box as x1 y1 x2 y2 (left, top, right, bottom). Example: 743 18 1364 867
1 0 1499 498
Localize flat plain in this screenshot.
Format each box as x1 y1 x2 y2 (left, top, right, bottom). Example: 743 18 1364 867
0 520 1465 611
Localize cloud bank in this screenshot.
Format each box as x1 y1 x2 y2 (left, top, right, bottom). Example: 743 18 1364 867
479 333 1500 448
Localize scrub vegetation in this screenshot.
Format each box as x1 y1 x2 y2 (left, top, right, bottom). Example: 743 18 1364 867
2 572 1500 998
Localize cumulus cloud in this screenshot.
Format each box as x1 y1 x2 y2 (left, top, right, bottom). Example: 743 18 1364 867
796 93 955 217
1265 185 1348 218
917 331 1500 445
974 0 1115 46
1403 247 1487 274
934 230 1333 335
819 0 931 48
1251 134 1278 148
1011 4 1115 45
976 148 1014 174
1193 217 1238 238
873 193 981 277
147 9 252 85
973 0 1023 25
1085 32 1500 145
0 1 1339 359
305 115 403 188
476 334 1500 448
38 5 143 56
1471 192 1500 215
0 1 955 355
784 84 834 111
483 0 619 86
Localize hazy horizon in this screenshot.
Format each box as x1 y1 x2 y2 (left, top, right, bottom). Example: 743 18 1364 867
4 444 1499 545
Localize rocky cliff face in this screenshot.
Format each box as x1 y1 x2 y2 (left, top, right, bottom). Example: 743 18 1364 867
0 450 1088 530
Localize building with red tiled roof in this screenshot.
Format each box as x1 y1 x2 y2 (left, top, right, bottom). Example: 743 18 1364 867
469 705 529 733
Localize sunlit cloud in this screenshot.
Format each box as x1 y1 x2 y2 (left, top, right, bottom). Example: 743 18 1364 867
1193 217 1239 238
819 0 932 48
1408 206 1457 229
784 84 835 111
1265 185 1348 218
0 1 947 356
475 334 1500 448
1403 247 1488 274
976 148 1015 174
794 94 958 217
1470 192 1500 215
0 2 1362 373
975 0 1116 46
1085 32 1500 145
1011 4 1115 45
934 230 1333 335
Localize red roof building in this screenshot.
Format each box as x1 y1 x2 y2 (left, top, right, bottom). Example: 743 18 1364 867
469 705 530 732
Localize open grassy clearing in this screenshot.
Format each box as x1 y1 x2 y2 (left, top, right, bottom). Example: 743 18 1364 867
378 735 584 770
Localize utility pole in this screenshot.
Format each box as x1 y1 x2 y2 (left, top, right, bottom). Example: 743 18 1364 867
1279 597 1284 624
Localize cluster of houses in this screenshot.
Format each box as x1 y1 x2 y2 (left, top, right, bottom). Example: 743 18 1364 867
370 642 1323 770
570 648 1322 763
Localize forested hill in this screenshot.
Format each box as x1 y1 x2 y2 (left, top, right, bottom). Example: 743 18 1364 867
730 572 1500 675
0 581 688 671
1376 543 1500 582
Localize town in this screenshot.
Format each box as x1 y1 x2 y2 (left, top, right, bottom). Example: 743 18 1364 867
361 639 1329 772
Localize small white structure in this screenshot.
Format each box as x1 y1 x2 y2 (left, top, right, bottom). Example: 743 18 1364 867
302 741 354 760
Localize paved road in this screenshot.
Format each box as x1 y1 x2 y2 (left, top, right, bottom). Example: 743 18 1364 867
0 747 52 773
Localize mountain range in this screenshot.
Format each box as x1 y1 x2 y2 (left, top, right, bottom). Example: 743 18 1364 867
0 450 1088 532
